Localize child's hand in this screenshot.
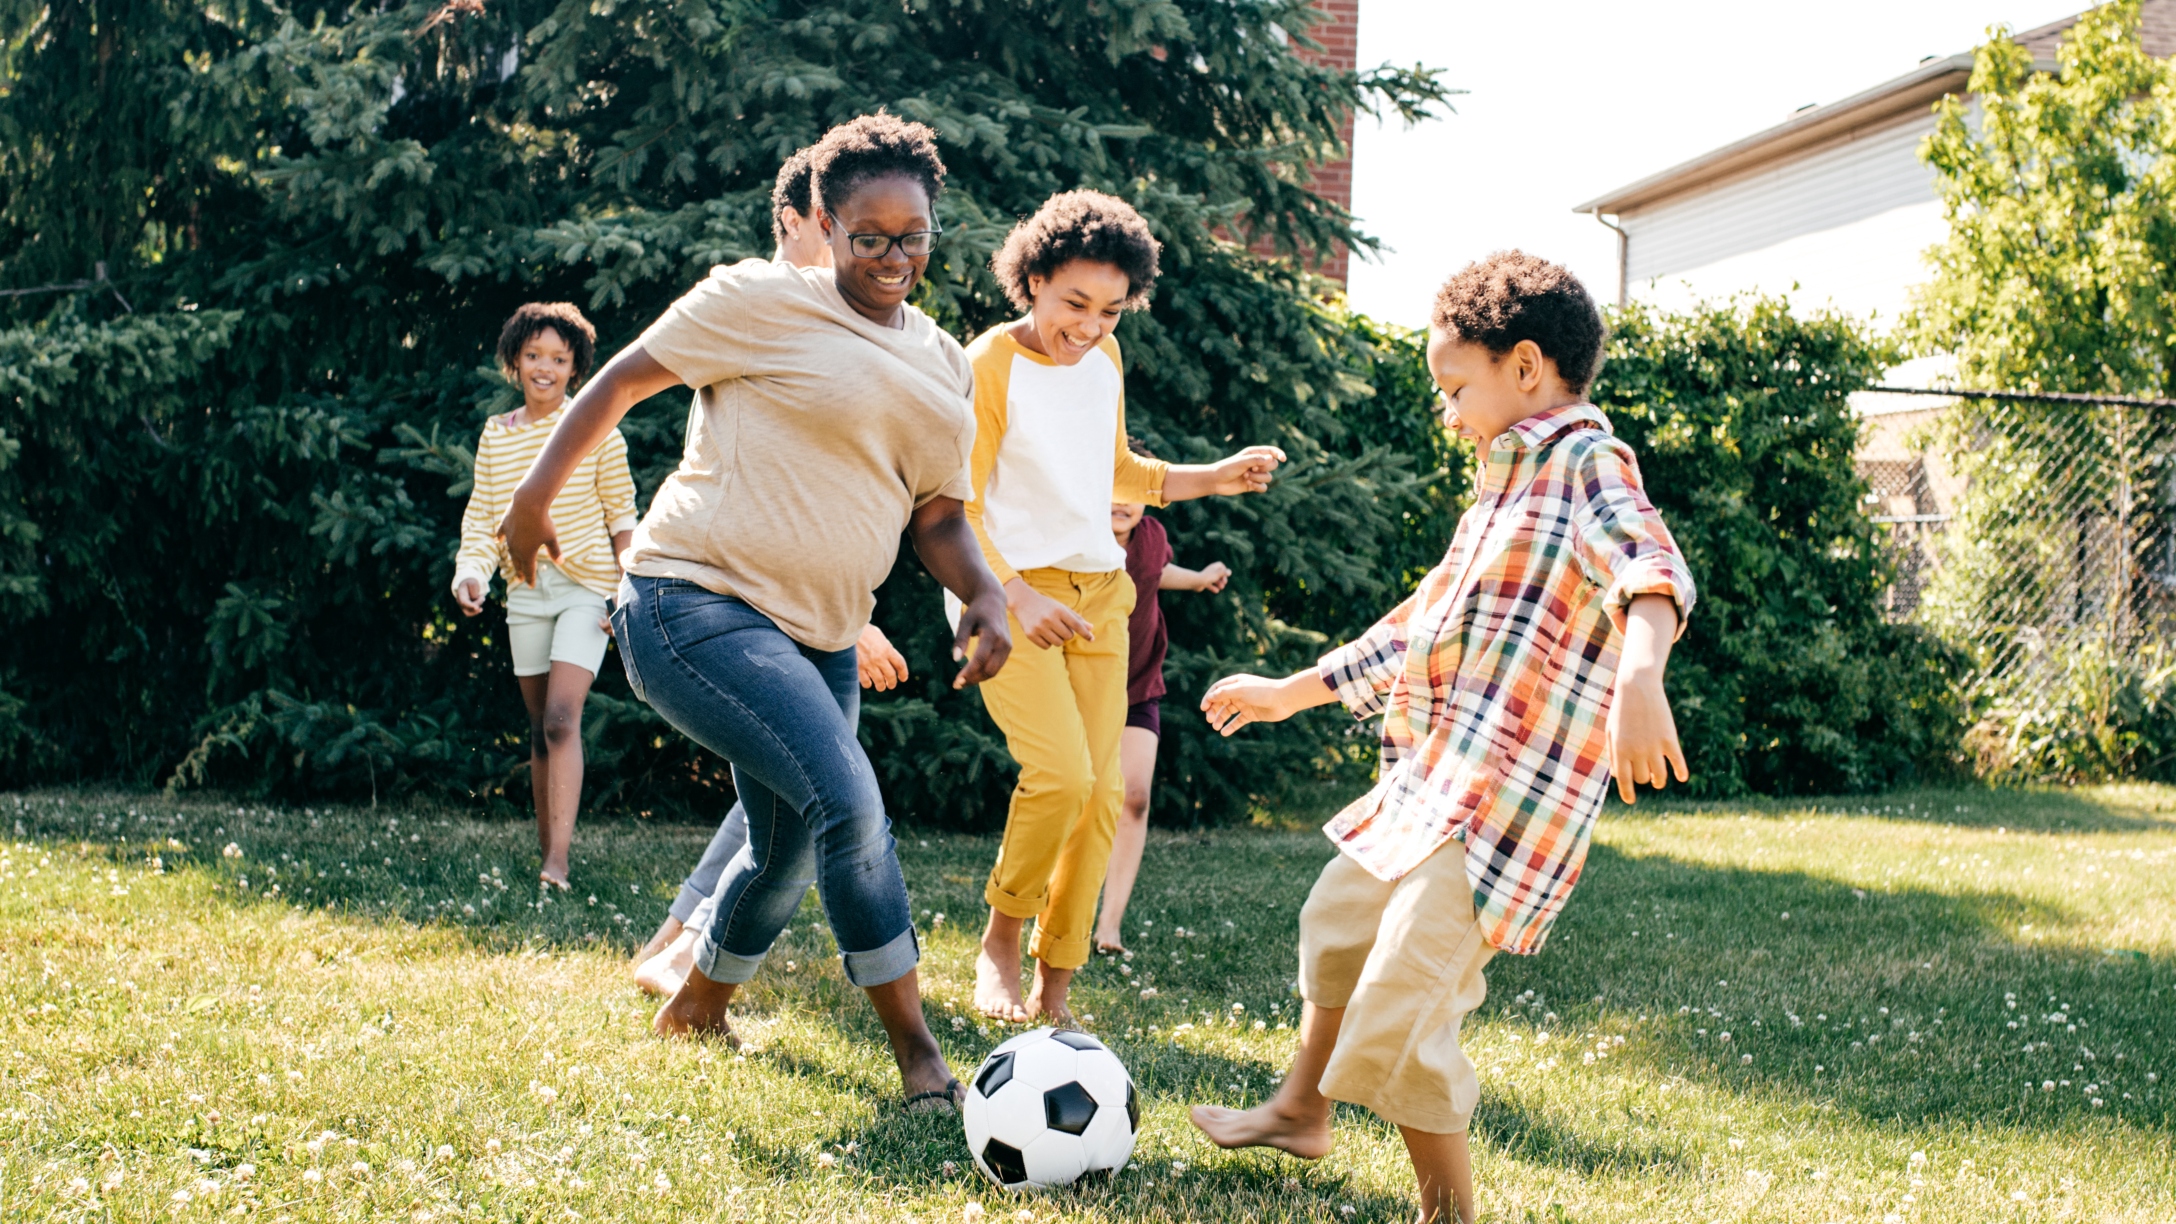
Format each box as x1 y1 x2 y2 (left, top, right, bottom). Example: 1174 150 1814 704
1008 581 1094 649
1201 673 1298 735
454 578 487 617
1607 673 1689 803
1195 561 1231 593
856 623 910 691
1205 445 1287 496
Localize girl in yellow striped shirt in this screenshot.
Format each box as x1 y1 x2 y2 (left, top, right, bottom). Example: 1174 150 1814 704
452 302 638 889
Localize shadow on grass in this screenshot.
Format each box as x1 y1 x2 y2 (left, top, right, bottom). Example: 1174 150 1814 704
1611 784 2176 834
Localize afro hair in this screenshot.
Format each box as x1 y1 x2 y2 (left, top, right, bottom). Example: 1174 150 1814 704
1430 251 1607 395
496 301 597 386
808 113 946 218
990 190 1161 312
769 147 817 246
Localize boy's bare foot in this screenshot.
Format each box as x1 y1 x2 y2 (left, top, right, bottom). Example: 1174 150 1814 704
653 966 740 1045
1190 1098 1335 1160
1025 963 1076 1027
975 915 1030 1022
635 916 685 967
634 928 698 997
1093 939 1126 955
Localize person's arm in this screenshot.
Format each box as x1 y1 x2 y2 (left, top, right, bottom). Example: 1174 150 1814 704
611 530 634 574
1159 560 1230 593
1608 594 1687 803
451 431 500 616
1200 667 1340 737
501 347 683 586
907 495 1013 688
1158 447 1288 502
856 622 909 692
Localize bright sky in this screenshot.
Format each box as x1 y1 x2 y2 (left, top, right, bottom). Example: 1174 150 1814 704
1345 0 2087 328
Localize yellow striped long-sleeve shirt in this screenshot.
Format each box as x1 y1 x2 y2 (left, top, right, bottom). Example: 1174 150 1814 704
452 407 638 599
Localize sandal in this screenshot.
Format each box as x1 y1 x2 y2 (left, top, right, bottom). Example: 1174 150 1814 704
904 1078 965 1116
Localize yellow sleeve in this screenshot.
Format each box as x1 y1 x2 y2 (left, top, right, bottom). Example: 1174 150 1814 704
451 425 505 594
1106 337 1168 506
596 429 639 534
961 334 1021 586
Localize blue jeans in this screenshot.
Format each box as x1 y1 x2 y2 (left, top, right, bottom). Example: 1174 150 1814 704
671 803 748 927
613 577 918 987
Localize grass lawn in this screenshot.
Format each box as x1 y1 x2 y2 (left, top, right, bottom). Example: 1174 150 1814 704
0 784 2171 1222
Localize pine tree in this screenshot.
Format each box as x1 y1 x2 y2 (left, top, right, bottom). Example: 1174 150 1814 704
0 0 1455 821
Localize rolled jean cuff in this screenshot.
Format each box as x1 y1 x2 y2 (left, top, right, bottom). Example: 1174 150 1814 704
1028 927 1092 972
692 933 766 986
840 925 920 988
984 879 1048 921
669 883 710 925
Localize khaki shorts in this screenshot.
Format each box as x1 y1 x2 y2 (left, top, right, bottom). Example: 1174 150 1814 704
505 563 611 678
1298 842 1495 1134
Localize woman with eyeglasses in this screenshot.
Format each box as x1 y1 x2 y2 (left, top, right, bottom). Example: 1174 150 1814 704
956 190 1286 1026
498 114 1009 1114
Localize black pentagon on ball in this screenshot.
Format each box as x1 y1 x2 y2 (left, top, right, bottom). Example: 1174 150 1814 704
974 1051 1015 1097
1050 1030 1106 1052
1125 1080 1139 1131
980 1137 1029 1185
1043 1081 1098 1135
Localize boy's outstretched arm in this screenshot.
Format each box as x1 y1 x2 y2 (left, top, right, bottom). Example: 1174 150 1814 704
1201 668 1340 736
1608 593 1689 803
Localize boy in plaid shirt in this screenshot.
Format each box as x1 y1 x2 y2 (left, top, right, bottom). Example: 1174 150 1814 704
1190 252 1696 1224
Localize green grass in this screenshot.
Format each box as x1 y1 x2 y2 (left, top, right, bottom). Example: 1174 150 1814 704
0 783 2171 1222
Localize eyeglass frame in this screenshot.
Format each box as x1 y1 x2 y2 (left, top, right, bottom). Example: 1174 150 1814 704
843 227 943 260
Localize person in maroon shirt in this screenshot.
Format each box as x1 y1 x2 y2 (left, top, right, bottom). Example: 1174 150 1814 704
1092 456 1233 953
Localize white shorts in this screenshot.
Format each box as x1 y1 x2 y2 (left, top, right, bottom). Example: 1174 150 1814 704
505 563 611 678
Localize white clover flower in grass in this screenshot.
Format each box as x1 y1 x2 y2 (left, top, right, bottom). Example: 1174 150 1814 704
303 1169 323 1184
435 1146 455 1162
223 844 243 859
963 1204 986 1223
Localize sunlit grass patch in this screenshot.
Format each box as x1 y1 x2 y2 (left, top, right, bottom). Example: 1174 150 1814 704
0 785 2170 1221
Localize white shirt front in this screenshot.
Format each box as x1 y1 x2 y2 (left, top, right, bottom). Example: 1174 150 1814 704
980 343 1131 574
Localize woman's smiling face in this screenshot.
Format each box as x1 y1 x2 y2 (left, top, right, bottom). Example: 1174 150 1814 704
1027 260 1131 366
822 175 934 325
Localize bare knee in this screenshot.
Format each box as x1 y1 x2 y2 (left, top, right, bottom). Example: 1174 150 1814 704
541 703 583 751
1120 785 1152 824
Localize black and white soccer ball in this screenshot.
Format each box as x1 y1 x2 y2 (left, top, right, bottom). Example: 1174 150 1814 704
961 1027 1139 1189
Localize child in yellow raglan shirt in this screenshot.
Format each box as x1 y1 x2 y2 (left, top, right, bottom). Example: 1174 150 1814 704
452 302 637 891
958 191 1285 1024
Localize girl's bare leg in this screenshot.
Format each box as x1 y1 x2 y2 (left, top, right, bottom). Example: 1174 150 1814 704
1092 726 1159 951
1399 1127 1477 1224
532 660 593 886
1189 1000 1340 1159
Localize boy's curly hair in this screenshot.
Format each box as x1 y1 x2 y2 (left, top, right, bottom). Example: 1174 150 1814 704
496 302 597 385
991 190 1160 311
769 147 816 246
1430 251 1607 394
808 114 946 217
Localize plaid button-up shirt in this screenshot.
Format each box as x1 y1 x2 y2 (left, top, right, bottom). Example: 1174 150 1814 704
1317 403 1695 955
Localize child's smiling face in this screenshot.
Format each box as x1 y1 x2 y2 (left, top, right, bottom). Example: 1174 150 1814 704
1027 260 1132 366
515 326 576 407
1426 326 1577 448
1110 501 1147 538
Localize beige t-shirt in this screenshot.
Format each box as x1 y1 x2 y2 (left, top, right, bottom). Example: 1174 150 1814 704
625 259 976 650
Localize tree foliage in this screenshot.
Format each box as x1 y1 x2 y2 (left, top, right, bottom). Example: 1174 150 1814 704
0 0 1456 823
1593 299 1961 796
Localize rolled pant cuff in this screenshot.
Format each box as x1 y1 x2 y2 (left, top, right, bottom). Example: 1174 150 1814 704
1029 927 1092 971
669 884 709 925
1324 1082 1474 1135
692 934 764 986
840 926 920 988
984 881 1047 921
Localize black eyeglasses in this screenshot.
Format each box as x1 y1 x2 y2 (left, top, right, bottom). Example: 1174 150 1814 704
846 227 942 260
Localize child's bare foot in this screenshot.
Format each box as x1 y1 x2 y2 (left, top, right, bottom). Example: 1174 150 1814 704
1190 1097 1335 1160
634 916 685 967
975 914 1030 1022
653 967 740 1045
634 928 697 997
1026 963 1076 1027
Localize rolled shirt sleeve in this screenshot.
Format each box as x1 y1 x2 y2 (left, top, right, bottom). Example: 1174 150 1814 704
1569 437 1697 638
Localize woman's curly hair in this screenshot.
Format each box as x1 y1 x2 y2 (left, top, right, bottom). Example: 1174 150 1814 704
495 302 597 385
808 113 946 217
1430 250 1607 395
991 190 1161 312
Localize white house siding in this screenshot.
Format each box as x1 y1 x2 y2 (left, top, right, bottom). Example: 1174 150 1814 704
1633 197 1949 323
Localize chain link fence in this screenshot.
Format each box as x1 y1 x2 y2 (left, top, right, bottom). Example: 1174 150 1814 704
1859 389 2176 775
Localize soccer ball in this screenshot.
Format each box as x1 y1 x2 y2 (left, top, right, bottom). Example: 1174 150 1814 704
962 1027 1139 1189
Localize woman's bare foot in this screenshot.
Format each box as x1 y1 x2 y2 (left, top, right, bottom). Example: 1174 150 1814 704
634 928 698 997
1025 963 1076 1027
539 870 570 892
975 912 1030 1022
1189 1096 1335 1160
635 916 685 967
653 966 740 1045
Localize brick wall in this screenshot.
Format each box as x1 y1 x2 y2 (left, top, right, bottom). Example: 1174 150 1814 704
1246 0 1359 284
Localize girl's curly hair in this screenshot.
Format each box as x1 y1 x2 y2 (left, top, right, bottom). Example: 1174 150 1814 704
991 190 1161 312
496 302 597 385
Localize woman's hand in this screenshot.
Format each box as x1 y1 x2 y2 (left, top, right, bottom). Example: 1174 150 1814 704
454 578 487 617
497 500 559 588
1201 669 1334 736
857 623 910 691
905 495 1013 688
1007 580 1094 649
953 587 1013 688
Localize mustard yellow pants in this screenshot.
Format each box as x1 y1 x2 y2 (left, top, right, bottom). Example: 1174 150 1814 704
978 568 1134 971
